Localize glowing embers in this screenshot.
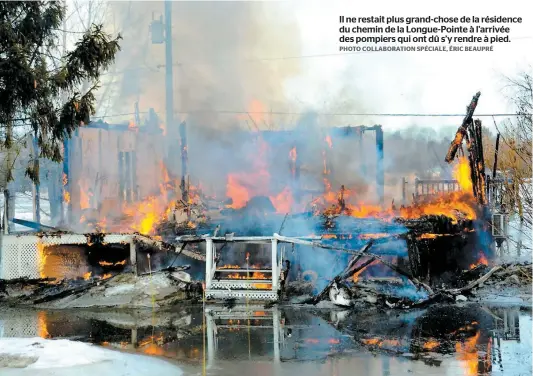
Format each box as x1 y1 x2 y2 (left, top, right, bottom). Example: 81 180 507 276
37 241 129 282
226 272 268 280
351 256 400 284
422 339 440 351
352 260 380 283
360 337 402 349
37 243 90 281
469 251 489 270
98 260 127 267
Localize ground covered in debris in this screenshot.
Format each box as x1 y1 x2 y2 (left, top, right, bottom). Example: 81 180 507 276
0 269 202 309
1 262 530 310
284 261 532 310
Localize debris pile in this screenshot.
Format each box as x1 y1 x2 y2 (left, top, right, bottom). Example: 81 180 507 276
0 266 202 308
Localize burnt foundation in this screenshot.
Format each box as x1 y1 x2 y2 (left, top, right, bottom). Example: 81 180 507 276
39 243 130 280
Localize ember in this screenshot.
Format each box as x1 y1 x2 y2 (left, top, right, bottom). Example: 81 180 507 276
358 233 390 240
423 340 440 350
469 252 489 269
227 272 268 280
98 260 126 267
353 259 380 283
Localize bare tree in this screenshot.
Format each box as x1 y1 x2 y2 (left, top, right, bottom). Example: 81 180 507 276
485 70 532 245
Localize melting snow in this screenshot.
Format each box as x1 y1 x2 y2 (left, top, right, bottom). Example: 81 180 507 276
0 337 182 375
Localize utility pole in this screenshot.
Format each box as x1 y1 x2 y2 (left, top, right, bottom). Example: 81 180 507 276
163 0 188 202
164 0 174 139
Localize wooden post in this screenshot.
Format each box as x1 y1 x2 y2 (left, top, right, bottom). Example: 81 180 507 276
271 238 278 291
130 238 137 276
205 237 213 288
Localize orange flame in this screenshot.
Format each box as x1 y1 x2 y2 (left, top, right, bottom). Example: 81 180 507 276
225 127 293 213
99 260 126 267
79 181 91 210
423 340 439 350
38 311 49 339
361 338 400 348
398 191 477 223
227 272 267 280
358 233 390 240
219 265 241 269
469 251 489 269
120 161 191 235
325 135 333 149
252 283 271 289
453 157 473 193
353 260 380 283
83 272 92 280
455 332 480 375
269 187 293 213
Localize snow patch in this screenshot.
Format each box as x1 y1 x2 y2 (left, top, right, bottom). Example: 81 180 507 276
0 338 182 375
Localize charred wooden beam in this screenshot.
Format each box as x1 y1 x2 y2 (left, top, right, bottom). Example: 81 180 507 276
445 92 481 163
466 119 487 204
311 241 374 304
492 133 500 179
179 121 189 203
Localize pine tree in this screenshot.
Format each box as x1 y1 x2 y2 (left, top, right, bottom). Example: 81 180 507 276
0 1 121 184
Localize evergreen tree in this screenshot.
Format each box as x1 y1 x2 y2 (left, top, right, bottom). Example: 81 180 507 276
0 1 121 184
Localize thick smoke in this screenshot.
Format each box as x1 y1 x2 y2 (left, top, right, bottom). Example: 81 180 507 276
98 2 462 206
105 1 300 129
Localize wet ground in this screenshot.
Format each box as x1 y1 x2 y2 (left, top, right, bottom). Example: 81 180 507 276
0 303 531 376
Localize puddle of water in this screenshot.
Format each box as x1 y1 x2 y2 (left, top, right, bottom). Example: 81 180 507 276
0 304 530 376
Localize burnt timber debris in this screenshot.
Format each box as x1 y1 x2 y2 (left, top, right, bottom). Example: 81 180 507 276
1 91 529 311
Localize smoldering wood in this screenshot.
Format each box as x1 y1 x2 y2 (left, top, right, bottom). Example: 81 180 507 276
32 279 101 304
349 256 377 277
472 120 487 204
447 265 502 295
138 264 190 277
311 242 374 304
0 277 56 290
179 121 189 203
445 91 481 163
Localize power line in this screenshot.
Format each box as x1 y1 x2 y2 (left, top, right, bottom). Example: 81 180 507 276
91 111 526 119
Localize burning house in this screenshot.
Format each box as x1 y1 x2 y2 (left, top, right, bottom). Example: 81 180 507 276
0 92 508 308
